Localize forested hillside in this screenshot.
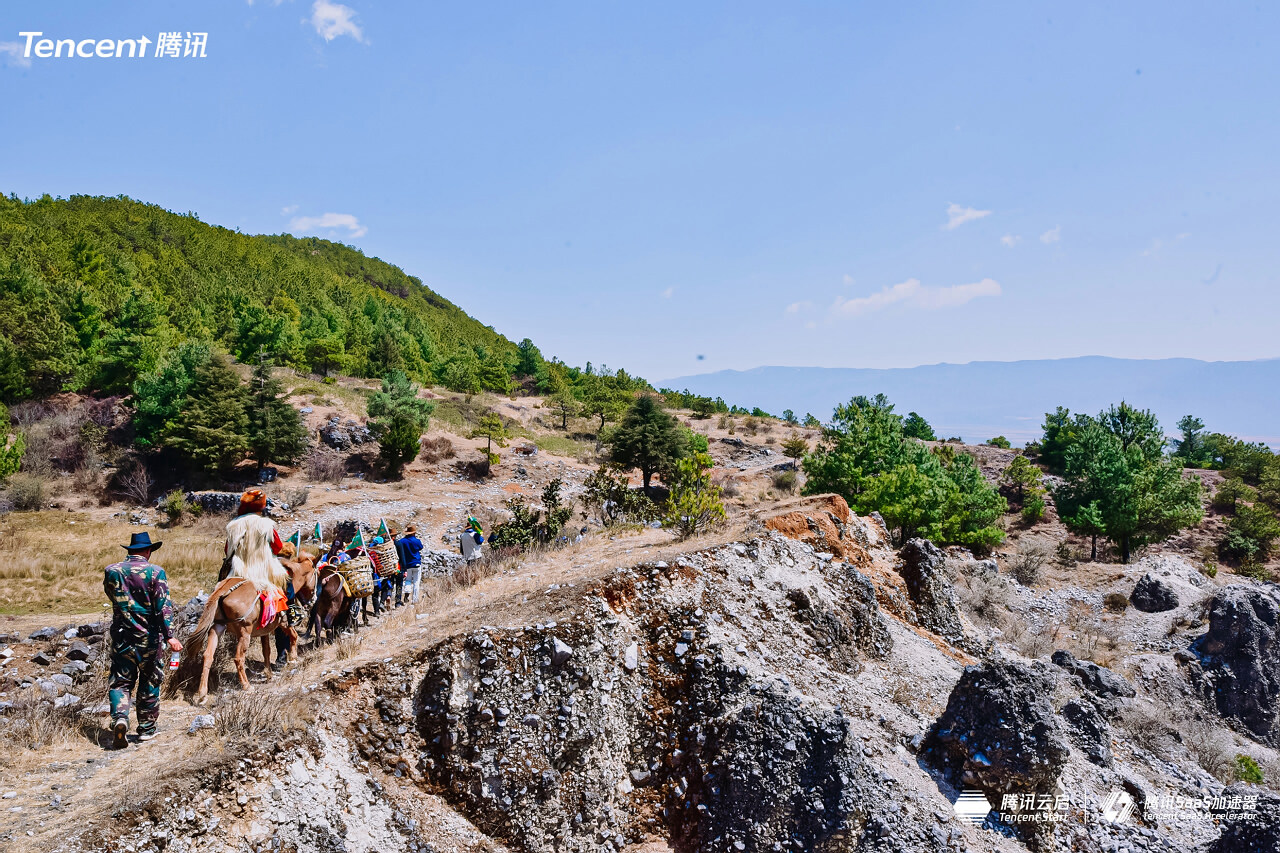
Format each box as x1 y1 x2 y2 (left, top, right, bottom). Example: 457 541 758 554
0 194 517 402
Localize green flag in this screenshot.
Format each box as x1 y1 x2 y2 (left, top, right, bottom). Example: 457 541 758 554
285 529 301 548
350 530 365 549
311 522 322 541
377 519 390 540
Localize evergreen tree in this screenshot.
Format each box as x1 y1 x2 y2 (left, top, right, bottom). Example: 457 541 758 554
782 409 798 425
131 342 212 448
163 354 251 476
581 375 627 432
1054 421 1202 563
246 355 309 474
1038 406 1088 474
1001 455 1042 502
547 389 579 430
1100 401 1165 461
367 370 435 478
802 394 1006 549
781 434 809 469
96 287 166 395
664 452 726 538
608 395 688 491
515 338 544 378
1173 415 1208 466
471 413 510 461
902 412 937 441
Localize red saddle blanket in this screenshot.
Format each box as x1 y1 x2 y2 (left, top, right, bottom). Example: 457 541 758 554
259 587 289 630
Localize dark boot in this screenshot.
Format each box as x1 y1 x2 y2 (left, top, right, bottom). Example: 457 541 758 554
110 718 128 750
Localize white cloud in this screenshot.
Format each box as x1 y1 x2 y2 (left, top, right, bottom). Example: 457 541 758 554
944 203 992 230
1000 234 1021 248
290 212 367 238
831 277 1001 317
785 300 812 314
0 42 32 69
281 204 299 215
661 287 675 298
1040 225 1061 244
842 274 856 287
311 0 364 42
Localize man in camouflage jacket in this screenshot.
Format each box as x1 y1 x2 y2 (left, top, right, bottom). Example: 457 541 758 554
103 531 182 749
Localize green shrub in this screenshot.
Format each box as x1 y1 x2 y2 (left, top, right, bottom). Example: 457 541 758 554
582 464 659 527
1211 478 1256 513
159 489 192 524
489 477 575 551
665 452 726 539
1021 492 1046 523
1220 505 1280 564
1235 754 1265 784
772 469 798 494
986 436 1012 449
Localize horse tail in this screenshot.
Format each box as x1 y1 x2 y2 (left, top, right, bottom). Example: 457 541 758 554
164 577 246 697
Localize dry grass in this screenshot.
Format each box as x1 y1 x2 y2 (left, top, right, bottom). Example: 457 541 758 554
213 688 319 742
334 631 365 660
0 511 222 614
0 698 89 760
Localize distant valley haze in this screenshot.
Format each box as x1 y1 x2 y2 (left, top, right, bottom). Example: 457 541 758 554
662 356 1280 448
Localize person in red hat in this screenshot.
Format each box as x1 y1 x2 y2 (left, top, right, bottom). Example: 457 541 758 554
224 489 293 669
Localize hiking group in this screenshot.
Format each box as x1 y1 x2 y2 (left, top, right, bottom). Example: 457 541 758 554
102 489 436 747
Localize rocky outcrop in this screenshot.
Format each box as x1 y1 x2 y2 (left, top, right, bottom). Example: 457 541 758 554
921 658 1069 844
185 491 278 515
1206 784 1280 853
1189 585 1280 744
1060 698 1111 767
898 539 965 644
319 416 373 450
759 495 912 618
1050 649 1135 708
407 536 933 853
1130 573 1179 613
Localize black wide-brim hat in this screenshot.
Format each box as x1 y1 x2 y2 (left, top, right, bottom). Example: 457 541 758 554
122 531 162 552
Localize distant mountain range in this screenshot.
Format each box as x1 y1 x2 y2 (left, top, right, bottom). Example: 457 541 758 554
662 357 1280 447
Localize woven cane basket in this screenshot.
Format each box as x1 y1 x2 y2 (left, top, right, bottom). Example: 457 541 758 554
370 541 401 578
338 555 375 597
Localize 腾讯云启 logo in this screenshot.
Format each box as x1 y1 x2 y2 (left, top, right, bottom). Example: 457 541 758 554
1101 789 1136 824
953 789 993 825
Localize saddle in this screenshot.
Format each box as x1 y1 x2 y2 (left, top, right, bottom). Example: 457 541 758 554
259 586 289 630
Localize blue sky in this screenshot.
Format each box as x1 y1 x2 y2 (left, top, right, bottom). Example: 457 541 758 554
2 2 1278 382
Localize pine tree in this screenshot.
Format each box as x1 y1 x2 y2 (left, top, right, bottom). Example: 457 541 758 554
96 287 166 395
163 353 250 476
471 413 510 462
131 342 211 448
664 452 726 538
608 395 688 492
547 389 579 430
367 370 435 478
902 412 937 441
246 354 309 474
782 434 809 469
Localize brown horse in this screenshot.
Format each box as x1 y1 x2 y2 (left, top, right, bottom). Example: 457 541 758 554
180 552 316 702
307 564 356 645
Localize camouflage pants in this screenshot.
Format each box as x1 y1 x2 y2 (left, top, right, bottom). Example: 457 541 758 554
108 642 165 734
